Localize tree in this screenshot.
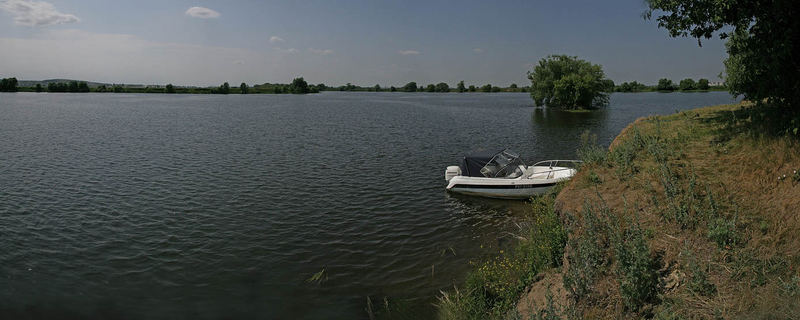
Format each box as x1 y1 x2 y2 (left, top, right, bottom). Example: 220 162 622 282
457 81 466 93
390 86 397 92
697 78 710 90
480 84 492 92
77 82 89 92
616 81 647 92
425 84 436 92
374 84 381 92
679 78 696 91
166 84 176 94
0 77 19 92
435 82 450 92
240 82 248 94
35 83 43 92
218 82 231 94
289 77 310 94
113 85 125 93
402 82 417 92
468 85 476 92
646 0 800 111
510 83 518 89
657 78 675 91
68 81 79 92
527 55 611 109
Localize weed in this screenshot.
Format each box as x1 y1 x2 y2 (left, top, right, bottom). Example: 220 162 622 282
563 201 612 302
520 195 567 272
613 218 661 311
687 256 717 297
585 170 602 185
577 131 607 166
528 290 557 320
707 218 738 248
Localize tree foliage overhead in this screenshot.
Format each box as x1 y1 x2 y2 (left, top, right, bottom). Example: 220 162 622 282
528 55 612 109
645 0 799 110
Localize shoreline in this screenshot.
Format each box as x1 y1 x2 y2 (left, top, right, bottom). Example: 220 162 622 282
438 101 800 319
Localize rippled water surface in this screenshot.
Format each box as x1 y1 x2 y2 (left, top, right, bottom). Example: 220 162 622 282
0 92 740 319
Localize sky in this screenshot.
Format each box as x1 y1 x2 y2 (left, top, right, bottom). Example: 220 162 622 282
0 0 729 87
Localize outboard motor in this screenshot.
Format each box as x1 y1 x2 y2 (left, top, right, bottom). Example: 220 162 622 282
445 166 461 181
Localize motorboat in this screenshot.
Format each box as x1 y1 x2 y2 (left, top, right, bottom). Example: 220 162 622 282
444 149 579 199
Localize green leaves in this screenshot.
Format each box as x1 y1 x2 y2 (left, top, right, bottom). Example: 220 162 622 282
648 0 800 114
527 55 611 110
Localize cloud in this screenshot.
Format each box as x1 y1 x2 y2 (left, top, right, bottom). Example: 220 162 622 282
309 48 333 55
274 47 297 54
0 0 79 26
398 50 420 55
269 36 284 43
185 6 220 19
473 48 483 53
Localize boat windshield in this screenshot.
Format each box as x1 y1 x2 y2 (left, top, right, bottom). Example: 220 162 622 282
479 150 526 178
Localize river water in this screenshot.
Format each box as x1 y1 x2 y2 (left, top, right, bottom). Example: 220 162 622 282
0 92 739 319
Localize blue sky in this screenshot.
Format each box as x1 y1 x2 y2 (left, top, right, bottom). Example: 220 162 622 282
0 0 728 86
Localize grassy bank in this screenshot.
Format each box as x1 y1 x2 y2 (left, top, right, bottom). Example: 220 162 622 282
437 102 800 319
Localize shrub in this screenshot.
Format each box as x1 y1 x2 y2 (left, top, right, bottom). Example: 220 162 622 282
613 220 660 311
563 202 612 301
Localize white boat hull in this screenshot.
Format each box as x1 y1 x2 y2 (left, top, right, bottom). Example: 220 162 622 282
445 164 576 200
448 183 557 199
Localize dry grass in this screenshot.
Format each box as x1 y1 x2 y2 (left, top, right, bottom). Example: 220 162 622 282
548 102 800 319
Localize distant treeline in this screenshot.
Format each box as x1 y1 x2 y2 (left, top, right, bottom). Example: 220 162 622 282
0 77 18 92
614 78 724 92
3 77 320 95
328 81 529 93
2 75 725 95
